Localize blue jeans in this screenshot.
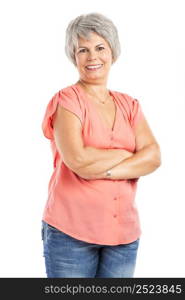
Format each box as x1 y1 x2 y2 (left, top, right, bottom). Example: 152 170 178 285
41 221 139 278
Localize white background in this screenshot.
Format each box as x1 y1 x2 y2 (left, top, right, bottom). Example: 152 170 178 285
0 0 184 277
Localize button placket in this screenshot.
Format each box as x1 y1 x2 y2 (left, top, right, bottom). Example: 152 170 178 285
109 132 114 146
113 195 119 219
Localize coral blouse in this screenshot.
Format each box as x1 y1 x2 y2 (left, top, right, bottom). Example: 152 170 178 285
41 83 144 245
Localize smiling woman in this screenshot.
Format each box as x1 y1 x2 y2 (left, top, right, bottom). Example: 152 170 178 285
41 12 161 278
75 33 112 84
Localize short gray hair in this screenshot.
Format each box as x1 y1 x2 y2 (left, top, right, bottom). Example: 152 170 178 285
65 12 121 65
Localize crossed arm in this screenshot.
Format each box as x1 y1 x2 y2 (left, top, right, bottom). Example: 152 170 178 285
52 105 161 181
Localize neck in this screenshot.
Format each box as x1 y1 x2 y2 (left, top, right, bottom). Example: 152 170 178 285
77 78 110 104
77 79 109 98
78 79 109 99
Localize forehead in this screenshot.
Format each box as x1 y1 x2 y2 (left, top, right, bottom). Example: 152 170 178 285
77 32 109 47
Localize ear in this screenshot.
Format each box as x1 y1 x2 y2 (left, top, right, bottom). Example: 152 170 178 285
111 56 115 64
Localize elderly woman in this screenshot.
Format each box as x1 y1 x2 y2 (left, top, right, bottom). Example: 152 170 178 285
41 12 161 278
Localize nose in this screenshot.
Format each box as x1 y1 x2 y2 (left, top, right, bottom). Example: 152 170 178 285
87 50 97 61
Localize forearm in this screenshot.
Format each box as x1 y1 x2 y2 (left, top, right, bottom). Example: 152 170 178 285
89 143 161 180
73 146 134 179
104 143 161 180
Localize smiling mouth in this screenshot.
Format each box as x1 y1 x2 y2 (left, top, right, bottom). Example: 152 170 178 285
85 64 103 70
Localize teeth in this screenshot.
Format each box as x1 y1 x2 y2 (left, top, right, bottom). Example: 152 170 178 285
86 64 102 69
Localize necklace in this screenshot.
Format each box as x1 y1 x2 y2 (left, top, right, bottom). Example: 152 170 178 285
78 81 110 104
90 93 110 104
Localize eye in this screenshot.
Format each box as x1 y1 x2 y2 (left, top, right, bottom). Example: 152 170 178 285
97 46 105 51
79 48 87 53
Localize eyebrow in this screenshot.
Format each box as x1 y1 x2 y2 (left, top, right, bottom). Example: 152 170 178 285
77 43 105 49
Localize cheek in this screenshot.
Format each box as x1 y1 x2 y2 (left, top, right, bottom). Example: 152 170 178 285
101 51 112 64
76 55 87 68
75 58 84 71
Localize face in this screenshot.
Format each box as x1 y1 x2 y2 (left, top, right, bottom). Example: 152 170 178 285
74 32 113 84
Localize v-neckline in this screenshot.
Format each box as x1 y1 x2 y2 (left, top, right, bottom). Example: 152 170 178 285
74 83 118 132
91 90 117 132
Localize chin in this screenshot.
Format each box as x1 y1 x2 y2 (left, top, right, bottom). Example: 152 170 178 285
87 76 106 83
86 71 107 80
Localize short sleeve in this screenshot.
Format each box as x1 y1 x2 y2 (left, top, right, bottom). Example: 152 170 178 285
130 97 144 129
41 87 83 140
